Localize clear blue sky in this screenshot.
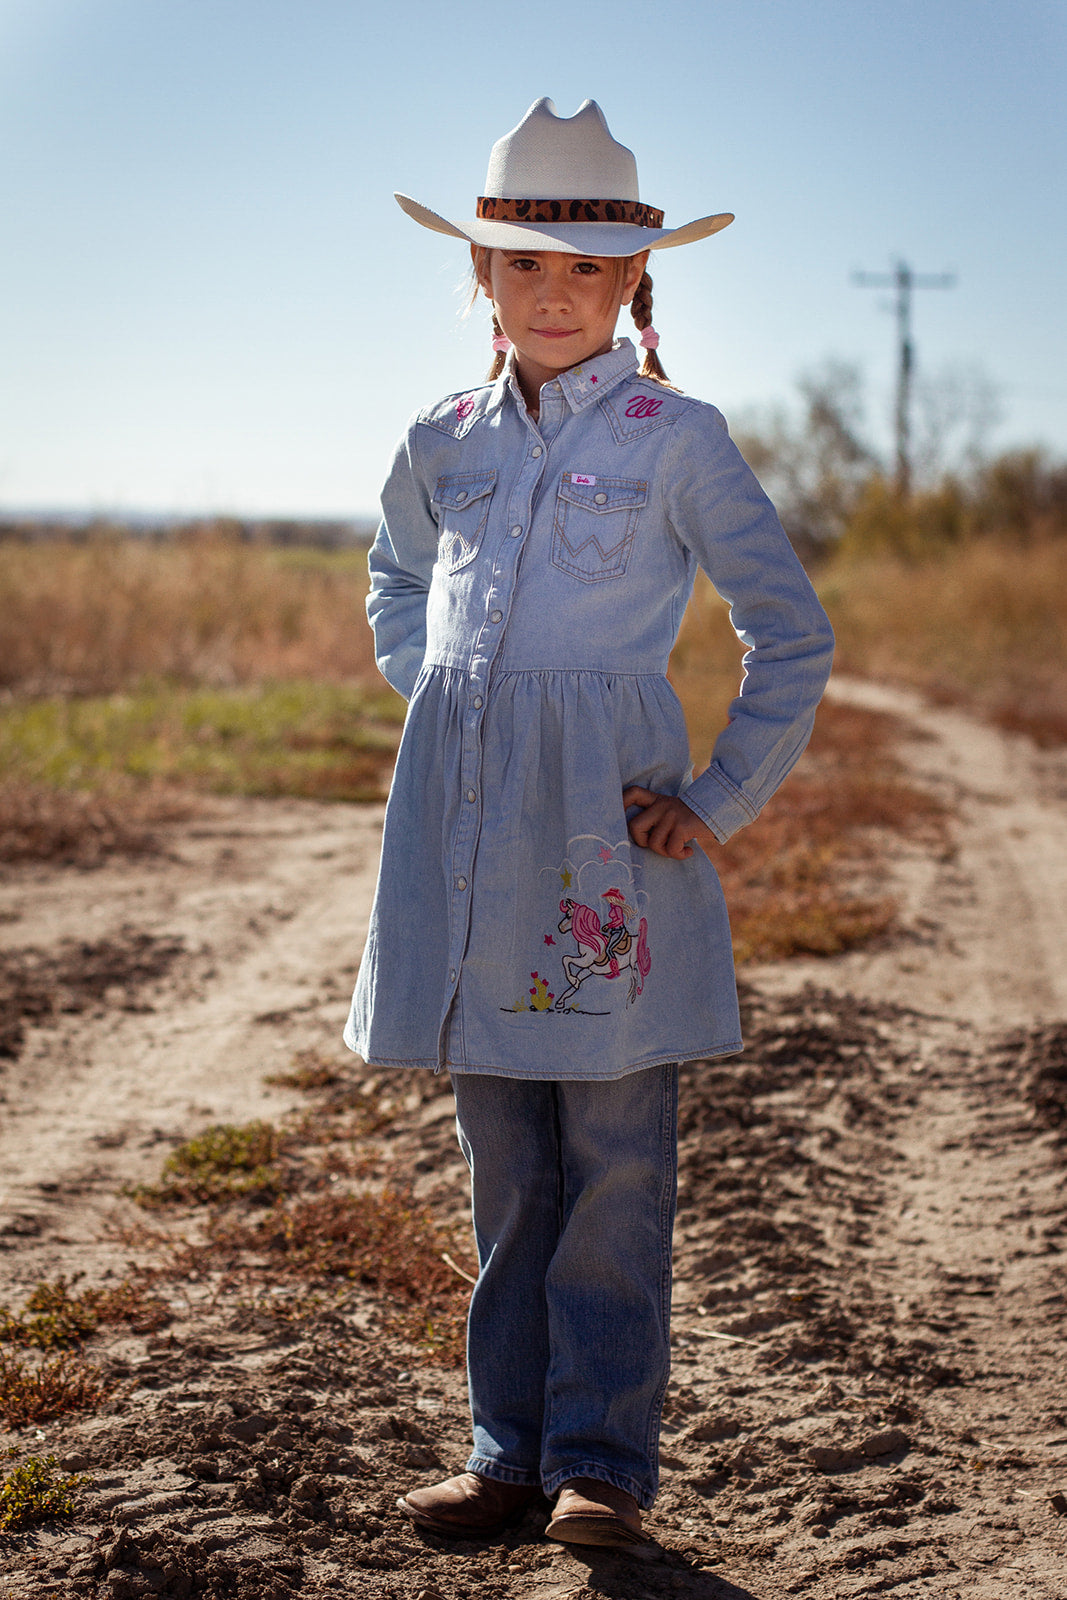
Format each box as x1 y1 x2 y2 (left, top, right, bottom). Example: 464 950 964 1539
1 0 1064 518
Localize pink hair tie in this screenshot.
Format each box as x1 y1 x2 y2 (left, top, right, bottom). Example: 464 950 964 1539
639 326 660 350
491 334 512 353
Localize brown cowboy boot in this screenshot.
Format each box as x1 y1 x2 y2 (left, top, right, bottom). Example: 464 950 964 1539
545 1477 650 1546
398 1471 542 1537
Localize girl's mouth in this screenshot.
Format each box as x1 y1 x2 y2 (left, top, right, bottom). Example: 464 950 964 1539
533 328 579 339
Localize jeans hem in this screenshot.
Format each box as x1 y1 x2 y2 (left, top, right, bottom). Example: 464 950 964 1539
542 1464 653 1512
466 1455 542 1489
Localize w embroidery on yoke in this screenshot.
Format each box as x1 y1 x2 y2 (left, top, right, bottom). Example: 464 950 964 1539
503 834 652 1017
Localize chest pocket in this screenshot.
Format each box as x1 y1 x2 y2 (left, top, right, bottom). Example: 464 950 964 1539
432 471 496 573
552 474 648 583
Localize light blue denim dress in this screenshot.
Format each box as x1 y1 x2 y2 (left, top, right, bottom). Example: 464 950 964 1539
344 340 833 1079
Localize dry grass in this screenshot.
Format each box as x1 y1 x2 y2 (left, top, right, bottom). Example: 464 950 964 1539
264 1050 347 1092
0 1349 111 1428
669 574 947 963
0 779 194 866
820 535 1067 745
209 1187 472 1364
0 1277 169 1351
716 701 946 963
0 531 966 953
0 533 377 694
119 1061 474 1365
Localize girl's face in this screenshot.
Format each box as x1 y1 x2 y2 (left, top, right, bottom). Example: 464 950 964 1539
473 246 648 402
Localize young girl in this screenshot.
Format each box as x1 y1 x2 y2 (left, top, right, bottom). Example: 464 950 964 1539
346 98 834 1547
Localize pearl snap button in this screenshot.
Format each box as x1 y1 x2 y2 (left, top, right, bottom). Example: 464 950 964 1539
466 788 477 802
449 969 457 982
595 492 608 505
510 525 522 538
489 609 502 623
531 447 542 458
456 876 467 890
455 490 467 501
472 695 483 708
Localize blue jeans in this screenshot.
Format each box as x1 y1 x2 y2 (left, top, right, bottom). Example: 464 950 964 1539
450 1063 679 1509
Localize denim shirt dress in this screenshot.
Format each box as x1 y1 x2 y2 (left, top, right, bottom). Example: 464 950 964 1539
344 339 834 1080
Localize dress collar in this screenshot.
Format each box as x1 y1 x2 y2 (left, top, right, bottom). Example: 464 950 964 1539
501 338 639 418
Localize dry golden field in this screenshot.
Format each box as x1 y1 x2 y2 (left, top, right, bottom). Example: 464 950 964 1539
1 527 1062 959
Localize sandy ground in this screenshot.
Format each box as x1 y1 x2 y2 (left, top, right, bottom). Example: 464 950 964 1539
0 677 1065 1599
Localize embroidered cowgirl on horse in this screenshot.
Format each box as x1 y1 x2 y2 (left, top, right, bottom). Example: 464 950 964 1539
556 887 651 1008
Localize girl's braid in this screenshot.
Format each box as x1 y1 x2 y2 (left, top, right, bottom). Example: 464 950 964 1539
630 269 669 383
485 313 508 382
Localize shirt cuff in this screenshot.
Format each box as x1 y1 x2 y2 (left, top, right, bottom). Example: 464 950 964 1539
681 763 761 845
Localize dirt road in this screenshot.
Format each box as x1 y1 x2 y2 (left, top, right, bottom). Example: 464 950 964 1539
0 681 1065 1599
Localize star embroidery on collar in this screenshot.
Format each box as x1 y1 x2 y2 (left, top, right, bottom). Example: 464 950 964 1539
590 374 598 383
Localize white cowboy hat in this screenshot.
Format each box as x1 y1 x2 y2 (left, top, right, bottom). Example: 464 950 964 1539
395 98 733 258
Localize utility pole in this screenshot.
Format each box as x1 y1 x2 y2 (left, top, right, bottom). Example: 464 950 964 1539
852 259 955 497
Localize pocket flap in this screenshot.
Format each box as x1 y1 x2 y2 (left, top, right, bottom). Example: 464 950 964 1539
557 474 648 513
433 471 497 512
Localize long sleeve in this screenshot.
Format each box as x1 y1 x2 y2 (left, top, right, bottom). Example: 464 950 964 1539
663 407 835 843
365 422 439 701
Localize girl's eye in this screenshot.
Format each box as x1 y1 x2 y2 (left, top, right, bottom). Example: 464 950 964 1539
511 257 539 271
574 261 601 275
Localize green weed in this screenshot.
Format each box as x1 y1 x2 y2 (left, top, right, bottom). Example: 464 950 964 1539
127 1120 290 1207
0 1455 85 1532
0 681 403 803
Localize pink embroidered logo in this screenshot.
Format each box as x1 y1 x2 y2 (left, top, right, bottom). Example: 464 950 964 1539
572 474 596 487
456 397 475 419
625 396 663 419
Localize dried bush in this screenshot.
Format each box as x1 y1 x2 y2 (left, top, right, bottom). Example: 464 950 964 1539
0 1349 110 1427
0 1277 169 1350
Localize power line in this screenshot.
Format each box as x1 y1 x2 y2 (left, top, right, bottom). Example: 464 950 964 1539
853 260 955 496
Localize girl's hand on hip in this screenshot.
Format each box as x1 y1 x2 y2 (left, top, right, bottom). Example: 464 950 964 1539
623 787 717 860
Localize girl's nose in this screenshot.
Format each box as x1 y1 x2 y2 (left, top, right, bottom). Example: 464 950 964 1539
536 269 573 310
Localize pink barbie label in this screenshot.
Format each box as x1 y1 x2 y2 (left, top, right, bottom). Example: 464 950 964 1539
456 397 475 419
571 474 596 486
625 396 663 419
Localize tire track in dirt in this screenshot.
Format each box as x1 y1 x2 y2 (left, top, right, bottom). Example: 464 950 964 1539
803 676 1067 1026
0 798 384 1289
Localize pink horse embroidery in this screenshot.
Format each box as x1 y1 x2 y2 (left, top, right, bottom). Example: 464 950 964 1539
555 897 651 1009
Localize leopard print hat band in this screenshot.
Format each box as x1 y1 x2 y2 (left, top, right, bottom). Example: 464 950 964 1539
475 196 666 231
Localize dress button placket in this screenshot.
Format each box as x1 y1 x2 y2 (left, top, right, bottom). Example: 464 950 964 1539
442 406 546 1043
